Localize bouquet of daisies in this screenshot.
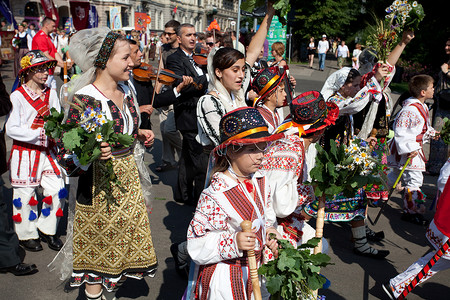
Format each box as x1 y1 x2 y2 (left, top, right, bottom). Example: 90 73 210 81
309 139 384 199
44 96 135 205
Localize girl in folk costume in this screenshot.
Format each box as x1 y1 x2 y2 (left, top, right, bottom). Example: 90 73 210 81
383 177 450 299
58 28 157 300
196 3 276 149
387 75 438 226
260 91 338 249
6 50 66 253
187 107 282 300
251 67 287 133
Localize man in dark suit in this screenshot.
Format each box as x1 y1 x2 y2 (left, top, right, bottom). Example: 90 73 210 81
166 23 208 205
0 73 37 276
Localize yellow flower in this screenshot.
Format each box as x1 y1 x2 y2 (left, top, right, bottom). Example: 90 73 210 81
361 152 367 158
20 56 31 69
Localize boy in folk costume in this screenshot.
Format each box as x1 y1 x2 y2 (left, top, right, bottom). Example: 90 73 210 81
251 66 288 134
260 91 338 249
5 50 66 252
187 107 282 299
387 75 438 226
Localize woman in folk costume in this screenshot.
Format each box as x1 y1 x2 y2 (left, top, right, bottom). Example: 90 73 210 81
196 2 276 149
6 50 66 253
304 60 392 259
260 91 338 249
187 107 283 300
251 67 287 133
57 28 157 300
383 177 450 299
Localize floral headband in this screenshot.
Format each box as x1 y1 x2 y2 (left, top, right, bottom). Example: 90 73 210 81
94 31 121 69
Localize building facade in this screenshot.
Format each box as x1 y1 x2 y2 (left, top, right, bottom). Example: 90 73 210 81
9 0 239 33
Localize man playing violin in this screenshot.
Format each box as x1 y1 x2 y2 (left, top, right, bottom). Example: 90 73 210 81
166 23 209 206
127 39 193 131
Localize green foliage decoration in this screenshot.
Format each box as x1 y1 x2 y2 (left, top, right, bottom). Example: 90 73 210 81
258 235 331 299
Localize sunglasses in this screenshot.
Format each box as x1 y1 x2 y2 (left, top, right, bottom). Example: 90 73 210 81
164 32 176 36
206 42 214 46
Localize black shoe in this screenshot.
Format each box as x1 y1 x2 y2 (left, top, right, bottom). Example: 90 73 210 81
39 231 63 251
366 227 385 242
354 247 390 259
19 239 43 252
382 282 395 300
401 213 429 226
170 243 189 279
0 263 38 276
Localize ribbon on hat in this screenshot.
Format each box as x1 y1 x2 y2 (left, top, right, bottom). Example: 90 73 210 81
258 75 280 97
275 121 305 137
223 126 268 144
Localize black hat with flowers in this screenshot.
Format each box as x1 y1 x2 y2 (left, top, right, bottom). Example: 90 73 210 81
19 50 57 81
276 90 339 135
213 107 283 155
251 66 287 106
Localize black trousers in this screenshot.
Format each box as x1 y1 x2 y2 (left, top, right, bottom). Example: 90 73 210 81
0 178 21 268
177 131 208 205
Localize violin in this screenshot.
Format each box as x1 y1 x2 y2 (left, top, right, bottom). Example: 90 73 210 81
158 69 203 90
192 48 208 67
132 63 156 82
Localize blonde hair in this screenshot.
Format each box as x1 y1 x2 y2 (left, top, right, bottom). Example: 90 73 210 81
271 42 285 57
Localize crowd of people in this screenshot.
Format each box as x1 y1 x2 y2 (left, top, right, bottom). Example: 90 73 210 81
0 6 449 300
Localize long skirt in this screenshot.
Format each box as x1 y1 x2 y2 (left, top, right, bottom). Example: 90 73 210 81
70 154 157 291
304 189 366 222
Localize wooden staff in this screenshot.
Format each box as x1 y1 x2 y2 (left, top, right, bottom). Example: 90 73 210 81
63 61 68 103
240 220 262 300
368 157 412 226
314 195 326 254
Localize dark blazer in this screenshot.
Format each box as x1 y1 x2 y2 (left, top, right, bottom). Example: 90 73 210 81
0 74 12 175
166 48 208 132
0 74 21 269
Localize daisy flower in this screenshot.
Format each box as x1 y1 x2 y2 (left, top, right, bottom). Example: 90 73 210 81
96 133 103 142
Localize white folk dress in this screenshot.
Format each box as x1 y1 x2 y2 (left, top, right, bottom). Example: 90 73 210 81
187 171 276 300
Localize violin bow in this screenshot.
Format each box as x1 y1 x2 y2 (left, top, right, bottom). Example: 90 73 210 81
150 50 164 106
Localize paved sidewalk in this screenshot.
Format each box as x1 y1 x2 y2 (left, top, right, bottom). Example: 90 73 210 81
0 57 447 300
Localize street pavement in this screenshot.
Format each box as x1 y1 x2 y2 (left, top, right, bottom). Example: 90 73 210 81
0 56 448 300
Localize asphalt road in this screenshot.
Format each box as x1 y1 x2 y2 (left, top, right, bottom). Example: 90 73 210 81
0 56 447 300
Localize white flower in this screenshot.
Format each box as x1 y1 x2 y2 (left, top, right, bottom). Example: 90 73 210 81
412 1 418 7
354 156 363 165
96 133 103 142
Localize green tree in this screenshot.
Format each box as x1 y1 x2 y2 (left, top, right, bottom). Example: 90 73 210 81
293 0 360 40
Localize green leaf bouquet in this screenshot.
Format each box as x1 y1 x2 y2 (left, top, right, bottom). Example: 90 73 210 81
44 97 135 206
309 139 385 199
259 236 331 300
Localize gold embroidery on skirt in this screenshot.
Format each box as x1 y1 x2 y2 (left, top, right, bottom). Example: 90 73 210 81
73 154 157 275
